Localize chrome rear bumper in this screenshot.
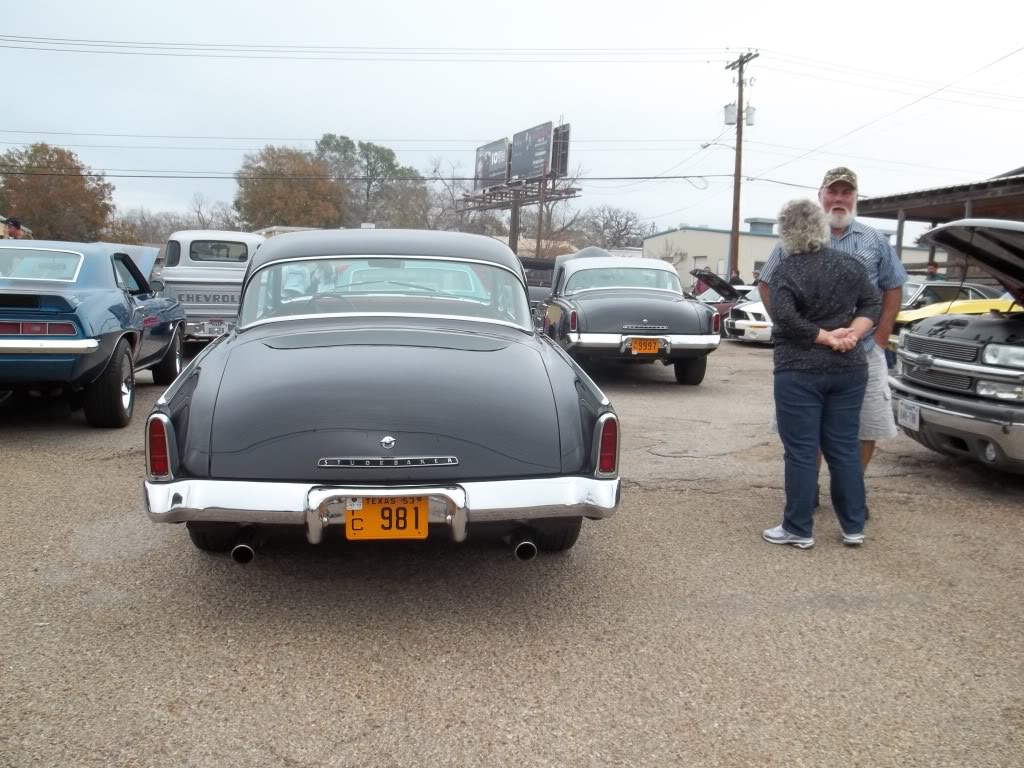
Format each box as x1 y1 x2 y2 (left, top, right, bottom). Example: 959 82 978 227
145 476 621 544
567 333 719 353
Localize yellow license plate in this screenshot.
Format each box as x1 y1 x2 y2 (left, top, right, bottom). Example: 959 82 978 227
344 496 429 540
631 338 659 354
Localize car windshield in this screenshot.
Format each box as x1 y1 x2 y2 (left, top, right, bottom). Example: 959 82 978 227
901 282 922 304
239 256 532 330
565 267 681 294
0 248 83 281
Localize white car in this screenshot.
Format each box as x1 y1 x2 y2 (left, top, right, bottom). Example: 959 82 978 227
724 299 773 343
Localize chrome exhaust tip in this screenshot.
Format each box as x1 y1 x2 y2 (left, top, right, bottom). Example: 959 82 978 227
513 537 538 562
230 542 255 565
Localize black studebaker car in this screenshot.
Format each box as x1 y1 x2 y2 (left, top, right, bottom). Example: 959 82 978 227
144 230 621 562
890 219 1024 473
537 247 720 385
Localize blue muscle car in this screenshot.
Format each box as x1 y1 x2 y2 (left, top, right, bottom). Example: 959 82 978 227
0 241 186 427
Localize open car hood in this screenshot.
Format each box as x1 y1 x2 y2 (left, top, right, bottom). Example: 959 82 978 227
920 219 1024 304
689 268 740 301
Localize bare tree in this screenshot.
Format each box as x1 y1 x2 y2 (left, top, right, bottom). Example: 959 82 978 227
190 193 214 229
578 204 646 249
424 160 507 235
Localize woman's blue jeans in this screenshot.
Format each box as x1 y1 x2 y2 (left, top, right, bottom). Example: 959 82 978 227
774 367 869 537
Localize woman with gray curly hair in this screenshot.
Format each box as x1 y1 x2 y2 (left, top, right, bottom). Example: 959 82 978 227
762 199 881 550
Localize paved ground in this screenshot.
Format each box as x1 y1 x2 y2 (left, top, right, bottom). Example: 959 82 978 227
1 341 1022 767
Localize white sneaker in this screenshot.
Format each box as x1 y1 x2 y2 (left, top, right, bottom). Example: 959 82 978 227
842 532 865 547
762 524 814 549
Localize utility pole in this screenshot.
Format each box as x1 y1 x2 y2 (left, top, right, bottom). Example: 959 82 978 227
535 176 546 258
725 51 758 279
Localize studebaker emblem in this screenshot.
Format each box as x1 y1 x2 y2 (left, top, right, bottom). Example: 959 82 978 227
317 456 459 468
380 435 396 450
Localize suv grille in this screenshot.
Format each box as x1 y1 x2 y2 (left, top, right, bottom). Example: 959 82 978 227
905 368 973 392
905 335 978 362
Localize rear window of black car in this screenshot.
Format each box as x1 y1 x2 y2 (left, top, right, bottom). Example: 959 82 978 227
190 240 248 263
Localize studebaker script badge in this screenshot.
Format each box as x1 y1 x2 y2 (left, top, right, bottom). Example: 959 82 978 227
317 456 459 468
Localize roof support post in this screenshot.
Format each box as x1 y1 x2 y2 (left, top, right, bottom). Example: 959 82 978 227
895 209 905 259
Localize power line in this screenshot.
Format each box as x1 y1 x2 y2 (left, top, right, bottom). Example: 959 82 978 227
0 41 732 65
758 48 1024 103
749 44 1024 181
0 129 724 143
0 36 731 54
757 65 1024 114
0 169 818 188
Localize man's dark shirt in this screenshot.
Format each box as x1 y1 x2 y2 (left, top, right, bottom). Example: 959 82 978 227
770 247 881 373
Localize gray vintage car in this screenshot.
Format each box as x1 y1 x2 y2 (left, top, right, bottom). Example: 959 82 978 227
538 247 720 384
144 229 621 562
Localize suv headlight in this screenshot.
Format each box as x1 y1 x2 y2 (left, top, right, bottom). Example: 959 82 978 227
898 328 910 348
982 344 1024 368
976 381 1024 401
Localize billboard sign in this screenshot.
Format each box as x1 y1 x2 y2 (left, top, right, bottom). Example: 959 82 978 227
474 138 510 190
509 122 553 182
551 123 570 178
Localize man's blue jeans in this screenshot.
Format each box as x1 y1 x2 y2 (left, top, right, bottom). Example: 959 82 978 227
774 368 869 538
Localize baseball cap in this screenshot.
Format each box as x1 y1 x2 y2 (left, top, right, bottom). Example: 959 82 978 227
821 167 857 190
6 217 21 228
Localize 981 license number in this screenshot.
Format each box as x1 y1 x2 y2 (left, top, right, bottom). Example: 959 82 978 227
344 496 429 540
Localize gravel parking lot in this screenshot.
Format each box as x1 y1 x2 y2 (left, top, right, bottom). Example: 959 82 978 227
1 340 1022 767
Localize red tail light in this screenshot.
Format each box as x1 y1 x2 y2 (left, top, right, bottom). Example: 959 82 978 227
569 310 578 332
147 415 171 479
0 321 77 335
597 416 618 476
712 313 721 334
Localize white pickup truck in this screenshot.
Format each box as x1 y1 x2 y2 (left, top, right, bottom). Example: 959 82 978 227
157 230 266 341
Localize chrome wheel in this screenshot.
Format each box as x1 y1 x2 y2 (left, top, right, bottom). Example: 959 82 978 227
121 368 134 412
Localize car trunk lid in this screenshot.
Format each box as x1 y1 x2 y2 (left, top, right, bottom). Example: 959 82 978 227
689 268 741 301
574 289 703 334
208 328 562 482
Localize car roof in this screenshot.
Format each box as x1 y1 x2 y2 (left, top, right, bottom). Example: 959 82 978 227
0 240 161 282
246 229 523 276
563 256 678 279
168 230 267 246
0 240 161 288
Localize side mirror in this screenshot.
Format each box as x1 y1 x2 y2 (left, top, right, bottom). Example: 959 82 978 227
149 279 165 293
913 298 927 309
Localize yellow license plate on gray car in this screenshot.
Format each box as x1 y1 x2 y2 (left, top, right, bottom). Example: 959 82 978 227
631 338 659 354
344 496 429 540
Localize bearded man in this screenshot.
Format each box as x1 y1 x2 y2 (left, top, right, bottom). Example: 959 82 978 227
758 167 908 507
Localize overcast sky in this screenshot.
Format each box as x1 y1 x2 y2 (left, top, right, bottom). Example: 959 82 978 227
4 0 1023 244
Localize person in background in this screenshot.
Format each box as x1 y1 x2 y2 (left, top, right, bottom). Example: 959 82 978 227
925 262 944 280
3 217 25 239
762 199 881 550
729 268 744 286
759 167 907 500
751 269 761 285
